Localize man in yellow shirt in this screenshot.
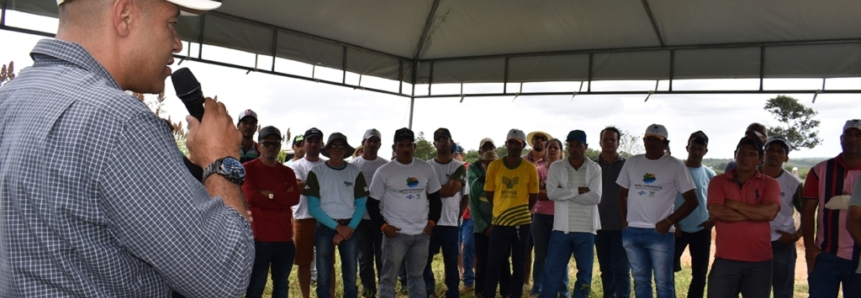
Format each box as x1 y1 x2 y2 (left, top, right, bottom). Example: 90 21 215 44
482 129 539 298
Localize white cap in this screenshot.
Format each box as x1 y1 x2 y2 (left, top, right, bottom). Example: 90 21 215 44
506 129 526 144
644 124 668 140
844 119 861 133
363 128 382 141
765 136 793 153
57 0 221 16
479 137 495 149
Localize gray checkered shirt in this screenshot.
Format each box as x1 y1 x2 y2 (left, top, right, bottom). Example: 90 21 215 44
0 39 254 297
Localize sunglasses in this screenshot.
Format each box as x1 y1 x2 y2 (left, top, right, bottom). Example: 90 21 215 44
328 144 349 150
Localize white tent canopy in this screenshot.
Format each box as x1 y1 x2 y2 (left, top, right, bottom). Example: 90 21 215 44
5 0 861 95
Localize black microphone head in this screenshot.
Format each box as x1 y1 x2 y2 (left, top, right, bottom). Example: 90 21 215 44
171 68 203 103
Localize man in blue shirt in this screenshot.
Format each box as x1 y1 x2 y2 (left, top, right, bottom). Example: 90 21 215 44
672 131 716 298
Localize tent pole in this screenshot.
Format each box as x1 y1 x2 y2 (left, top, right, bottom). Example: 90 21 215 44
409 97 415 129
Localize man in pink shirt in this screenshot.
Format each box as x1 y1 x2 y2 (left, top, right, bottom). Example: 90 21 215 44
707 135 780 297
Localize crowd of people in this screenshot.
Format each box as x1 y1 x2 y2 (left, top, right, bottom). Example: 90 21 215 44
231 109 861 298
2 0 861 298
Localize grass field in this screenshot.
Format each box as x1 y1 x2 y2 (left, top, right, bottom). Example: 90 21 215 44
257 250 814 298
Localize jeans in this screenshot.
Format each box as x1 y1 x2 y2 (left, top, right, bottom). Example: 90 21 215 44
595 230 630 298
357 219 383 297
622 227 674 298
380 233 431 298
484 224 530 298
424 226 461 298
672 228 710 298
531 214 569 297
315 223 358 298
245 241 296 298
541 231 594 298
771 240 796 298
461 218 476 287
475 230 511 297
807 252 861 298
707 258 772 298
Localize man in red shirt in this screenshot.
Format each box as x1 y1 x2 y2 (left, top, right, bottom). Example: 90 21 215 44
241 126 301 298
706 135 780 298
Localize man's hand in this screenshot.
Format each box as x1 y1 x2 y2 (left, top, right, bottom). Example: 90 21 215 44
185 98 241 167
484 226 492 238
674 225 681 238
655 219 672 234
776 230 799 245
296 180 306 191
382 224 401 238
805 246 821 273
333 234 344 246
423 221 435 236
578 187 589 194
335 225 354 240
260 190 273 197
699 218 715 230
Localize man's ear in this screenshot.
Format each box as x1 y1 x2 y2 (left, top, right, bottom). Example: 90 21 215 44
112 0 136 37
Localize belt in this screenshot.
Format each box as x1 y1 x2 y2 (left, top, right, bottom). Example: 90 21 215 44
335 219 351 226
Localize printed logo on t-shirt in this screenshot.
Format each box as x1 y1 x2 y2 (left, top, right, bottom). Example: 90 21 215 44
502 176 520 189
406 177 419 188
344 181 353 187
407 194 422 200
643 173 657 184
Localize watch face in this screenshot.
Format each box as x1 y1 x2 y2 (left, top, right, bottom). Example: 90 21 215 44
220 157 246 179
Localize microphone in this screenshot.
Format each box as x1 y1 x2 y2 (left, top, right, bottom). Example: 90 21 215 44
171 68 205 122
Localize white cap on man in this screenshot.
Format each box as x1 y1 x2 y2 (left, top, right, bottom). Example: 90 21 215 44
57 0 222 16
644 124 669 140
506 129 527 144
844 119 861 133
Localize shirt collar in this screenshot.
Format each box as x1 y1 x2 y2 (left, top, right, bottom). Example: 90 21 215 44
30 39 121 90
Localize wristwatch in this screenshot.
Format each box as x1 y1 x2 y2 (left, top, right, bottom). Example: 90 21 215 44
203 157 245 185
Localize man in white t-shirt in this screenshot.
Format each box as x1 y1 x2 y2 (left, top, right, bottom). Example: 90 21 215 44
290 127 328 298
351 128 389 298
367 128 443 298
424 128 470 298
759 137 803 298
306 132 369 298
616 124 698 298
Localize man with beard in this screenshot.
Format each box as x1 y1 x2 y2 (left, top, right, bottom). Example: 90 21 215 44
351 128 389 298
237 109 260 163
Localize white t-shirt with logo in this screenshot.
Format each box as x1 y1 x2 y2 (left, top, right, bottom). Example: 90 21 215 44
351 156 389 220
616 155 695 231
428 158 469 227
289 157 327 219
369 158 442 235
305 163 369 219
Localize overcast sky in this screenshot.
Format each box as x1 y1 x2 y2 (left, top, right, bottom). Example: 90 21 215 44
2 11 858 160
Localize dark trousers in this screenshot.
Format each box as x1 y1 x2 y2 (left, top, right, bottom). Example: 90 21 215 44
707 258 772 298
475 231 511 297
357 219 383 297
484 224 530 298
595 230 630 298
424 226 461 298
245 241 296 298
672 228 711 298
807 252 861 298
771 240 796 298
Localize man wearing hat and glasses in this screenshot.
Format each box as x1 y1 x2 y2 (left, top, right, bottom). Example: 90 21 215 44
305 133 369 298
424 128 470 298
242 126 301 298
0 0 256 296
351 128 390 298
367 128 443 298
617 124 699 298
483 129 540 298
802 119 861 298
707 134 780 298
757 136 803 298
290 127 328 298
285 134 306 167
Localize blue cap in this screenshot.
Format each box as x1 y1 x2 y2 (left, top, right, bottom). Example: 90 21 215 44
566 130 587 144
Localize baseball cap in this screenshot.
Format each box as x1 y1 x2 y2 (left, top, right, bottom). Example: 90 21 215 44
57 0 222 16
434 128 452 141
363 128 382 141
644 124 668 140
765 136 792 153
526 131 552 148
844 119 861 132
393 127 415 142
321 132 355 158
736 135 764 157
304 127 324 140
258 126 282 142
292 134 305 146
479 137 495 149
688 131 709 145
237 109 257 124
566 130 587 145
507 129 527 144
